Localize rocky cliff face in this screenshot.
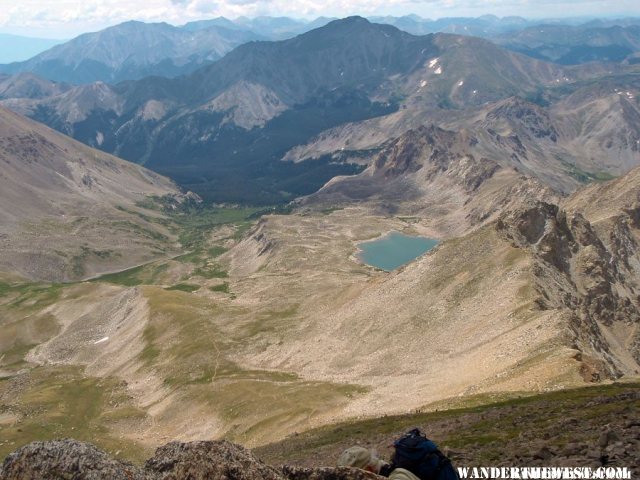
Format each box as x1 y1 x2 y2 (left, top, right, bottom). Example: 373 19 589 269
496 202 640 379
485 97 559 142
306 125 554 235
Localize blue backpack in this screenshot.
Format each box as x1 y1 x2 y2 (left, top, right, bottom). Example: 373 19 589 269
390 428 459 480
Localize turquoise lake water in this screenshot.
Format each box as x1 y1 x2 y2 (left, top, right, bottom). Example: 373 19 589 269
357 231 439 271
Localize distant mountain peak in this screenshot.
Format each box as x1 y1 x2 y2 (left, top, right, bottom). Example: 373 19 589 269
320 16 371 30
304 15 405 39
116 19 148 26
339 15 369 23
491 96 544 111
0 20 263 84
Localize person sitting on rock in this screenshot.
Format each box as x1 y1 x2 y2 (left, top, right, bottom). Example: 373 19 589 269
337 446 420 480
338 429 457 480
338 446 387 474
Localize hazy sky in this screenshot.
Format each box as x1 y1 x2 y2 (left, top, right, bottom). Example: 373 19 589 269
0 0 639 38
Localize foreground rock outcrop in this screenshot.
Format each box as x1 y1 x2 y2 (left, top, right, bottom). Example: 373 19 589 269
0 440 144 480
0 439 385 480
145 441 283 480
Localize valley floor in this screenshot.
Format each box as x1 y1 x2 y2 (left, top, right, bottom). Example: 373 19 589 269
1 204 638 463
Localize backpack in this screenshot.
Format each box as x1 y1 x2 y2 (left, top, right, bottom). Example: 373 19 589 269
389 428 459 480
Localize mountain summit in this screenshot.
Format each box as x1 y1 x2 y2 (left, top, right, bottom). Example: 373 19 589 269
182 16 437 105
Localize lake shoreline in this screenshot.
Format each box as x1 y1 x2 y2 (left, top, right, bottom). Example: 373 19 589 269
355 230 438 271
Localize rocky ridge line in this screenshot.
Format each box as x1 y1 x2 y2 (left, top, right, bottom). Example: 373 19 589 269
496 202 640 379
0 439 383 480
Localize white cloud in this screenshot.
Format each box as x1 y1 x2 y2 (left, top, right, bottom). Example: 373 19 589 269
0 0 638 38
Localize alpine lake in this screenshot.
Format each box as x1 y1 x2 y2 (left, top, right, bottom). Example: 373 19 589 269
357 231 438 271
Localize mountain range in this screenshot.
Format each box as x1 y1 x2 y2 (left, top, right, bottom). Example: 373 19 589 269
495 24 640 64
2 17 638 204
4 17 436 202
183 15 336 39
0 21 262 84
3 15 640 88
291 78 640 192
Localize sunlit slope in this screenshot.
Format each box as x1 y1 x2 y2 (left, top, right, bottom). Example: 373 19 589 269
225 212 581 419
2 192 640 460
0 106 180 281
0 211 371 460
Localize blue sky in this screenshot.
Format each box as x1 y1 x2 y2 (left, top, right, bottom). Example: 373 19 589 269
0 0 639 38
